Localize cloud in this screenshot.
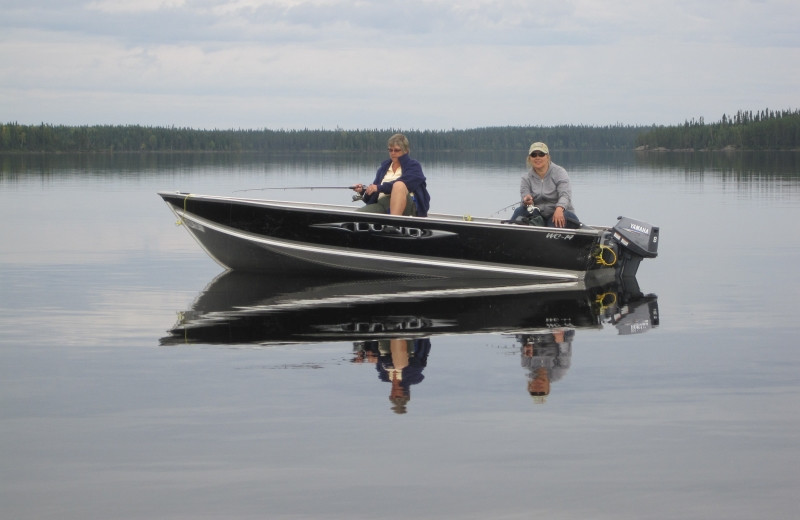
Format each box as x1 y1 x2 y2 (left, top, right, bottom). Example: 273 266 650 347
1 0 798 129
85 0 186 14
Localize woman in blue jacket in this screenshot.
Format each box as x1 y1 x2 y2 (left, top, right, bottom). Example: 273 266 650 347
352 133 431 217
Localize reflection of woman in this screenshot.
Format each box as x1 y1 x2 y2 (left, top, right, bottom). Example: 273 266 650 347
352 338 432 414
509 142 580 228
519 329 573 402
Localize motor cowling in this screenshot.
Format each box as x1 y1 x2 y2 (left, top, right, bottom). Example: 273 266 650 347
612 217 659 258
607 217 659 280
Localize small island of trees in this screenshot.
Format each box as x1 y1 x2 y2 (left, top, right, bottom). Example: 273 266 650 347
635 108 800 151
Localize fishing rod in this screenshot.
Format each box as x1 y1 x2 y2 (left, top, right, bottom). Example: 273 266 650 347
233 185 360 193
489 201 523 217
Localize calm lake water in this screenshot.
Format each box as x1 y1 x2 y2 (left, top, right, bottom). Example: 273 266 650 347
1 151 799 520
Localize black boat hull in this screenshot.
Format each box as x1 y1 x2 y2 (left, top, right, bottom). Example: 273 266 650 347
159 192 658 281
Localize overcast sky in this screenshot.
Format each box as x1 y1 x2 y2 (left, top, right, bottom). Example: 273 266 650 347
2 0 798 130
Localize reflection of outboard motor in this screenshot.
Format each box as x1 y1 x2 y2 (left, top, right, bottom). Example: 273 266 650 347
593 276 660 335
609 295 659 335
603 216 659 280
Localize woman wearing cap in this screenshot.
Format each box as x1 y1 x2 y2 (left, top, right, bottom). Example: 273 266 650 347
509 142 580 228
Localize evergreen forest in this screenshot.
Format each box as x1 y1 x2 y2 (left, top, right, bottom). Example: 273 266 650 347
1 108 798 153
635 108 800 151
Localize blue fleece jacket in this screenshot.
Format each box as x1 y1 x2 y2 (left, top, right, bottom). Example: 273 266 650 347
363 154 431 217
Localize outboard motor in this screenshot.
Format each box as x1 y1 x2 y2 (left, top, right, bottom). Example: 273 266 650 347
606 216 659 280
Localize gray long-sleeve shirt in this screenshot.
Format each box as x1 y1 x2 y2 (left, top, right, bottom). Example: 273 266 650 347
519 161 575 218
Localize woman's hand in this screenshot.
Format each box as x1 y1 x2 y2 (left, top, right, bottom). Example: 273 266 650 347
522 194 533 206
553 207 566 228
353 183 377 195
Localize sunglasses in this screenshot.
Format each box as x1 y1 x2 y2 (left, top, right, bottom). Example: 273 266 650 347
529 151 547 158
388 147 403 153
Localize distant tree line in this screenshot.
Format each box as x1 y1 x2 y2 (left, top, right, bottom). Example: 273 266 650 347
635 108 800 151
0 123 644 153
1 108 797 153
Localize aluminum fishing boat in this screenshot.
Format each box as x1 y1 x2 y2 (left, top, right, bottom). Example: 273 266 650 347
158 192 659 281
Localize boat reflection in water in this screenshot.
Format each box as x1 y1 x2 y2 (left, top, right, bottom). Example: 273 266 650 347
161 272 659 411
